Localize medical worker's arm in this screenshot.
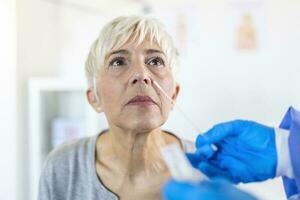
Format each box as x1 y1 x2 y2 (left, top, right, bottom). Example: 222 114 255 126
161 178 258 200
279 107 300 200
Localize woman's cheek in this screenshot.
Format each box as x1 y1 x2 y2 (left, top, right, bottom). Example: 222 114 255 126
162 77 175 98
160 80 175 112
99 80 120 110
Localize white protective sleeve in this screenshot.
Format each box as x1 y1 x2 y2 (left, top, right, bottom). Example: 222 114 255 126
275 128 294 179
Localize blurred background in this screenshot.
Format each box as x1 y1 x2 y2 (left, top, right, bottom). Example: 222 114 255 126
1 0 300 199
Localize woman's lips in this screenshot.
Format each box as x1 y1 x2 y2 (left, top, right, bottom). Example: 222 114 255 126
126 95 156 106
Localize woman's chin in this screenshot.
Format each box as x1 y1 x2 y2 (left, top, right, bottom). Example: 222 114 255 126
120 119 165 133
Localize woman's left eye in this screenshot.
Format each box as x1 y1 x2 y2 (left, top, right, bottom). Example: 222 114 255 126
146 57 165 67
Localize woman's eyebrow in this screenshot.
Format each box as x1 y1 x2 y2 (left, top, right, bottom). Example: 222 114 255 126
144 49 165 55
108 49 130 56
107 49 165 58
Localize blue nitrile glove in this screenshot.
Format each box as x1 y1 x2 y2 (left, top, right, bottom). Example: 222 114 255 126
187 120 277 183
161 178 258 200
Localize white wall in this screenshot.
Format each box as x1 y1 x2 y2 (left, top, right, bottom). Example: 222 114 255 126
161 0 300 137
0 0 17 199
16 1 59 199
161 1 300 199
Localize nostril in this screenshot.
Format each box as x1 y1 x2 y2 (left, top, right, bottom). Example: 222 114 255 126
131 74 151 85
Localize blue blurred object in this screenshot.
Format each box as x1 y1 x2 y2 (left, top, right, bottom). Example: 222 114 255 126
161 178 258 200
188 120 277 183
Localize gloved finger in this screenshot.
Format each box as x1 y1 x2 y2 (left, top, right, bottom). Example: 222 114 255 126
186 153 201 168
195 144 216 159
195 135 208 147
197 161 232 181
162 179 258 200
200 178 236 193
186 145 216 169
218 156 250 183
161 179 202 200
205 179 258 200
197 120 247 147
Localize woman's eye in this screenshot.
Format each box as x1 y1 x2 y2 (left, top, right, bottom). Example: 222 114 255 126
109 57 127 67
147 57 165 67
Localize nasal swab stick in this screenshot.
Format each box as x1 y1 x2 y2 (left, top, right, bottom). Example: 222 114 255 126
153 80 218 152
152 81 202 134
154 80 217 182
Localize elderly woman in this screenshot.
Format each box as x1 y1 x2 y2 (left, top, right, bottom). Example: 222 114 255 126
38 16 194 200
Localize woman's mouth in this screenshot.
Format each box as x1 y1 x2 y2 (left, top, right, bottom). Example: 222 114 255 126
126 95 156 106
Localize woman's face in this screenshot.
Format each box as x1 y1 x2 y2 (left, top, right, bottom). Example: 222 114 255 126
88 39 180 132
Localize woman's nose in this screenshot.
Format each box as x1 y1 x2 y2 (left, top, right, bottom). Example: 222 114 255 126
131 73 152 85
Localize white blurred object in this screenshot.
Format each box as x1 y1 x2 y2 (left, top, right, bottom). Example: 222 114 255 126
160 143 207 183
51 117 86 147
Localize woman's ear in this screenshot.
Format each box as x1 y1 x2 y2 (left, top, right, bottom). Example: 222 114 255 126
171 82 180 110
86 88 103 113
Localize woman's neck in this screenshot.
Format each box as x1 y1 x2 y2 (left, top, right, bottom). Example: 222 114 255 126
96 126 178 178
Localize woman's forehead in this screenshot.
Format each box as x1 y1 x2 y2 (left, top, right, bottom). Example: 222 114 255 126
123 37 161 50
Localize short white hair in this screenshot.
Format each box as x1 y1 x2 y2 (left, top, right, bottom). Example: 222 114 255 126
85 15 179 87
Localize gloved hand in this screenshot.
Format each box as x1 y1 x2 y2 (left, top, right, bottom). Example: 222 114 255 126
187 120 277 183
161 178 258 200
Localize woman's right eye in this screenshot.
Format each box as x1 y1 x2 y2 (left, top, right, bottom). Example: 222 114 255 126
109 57 127 67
